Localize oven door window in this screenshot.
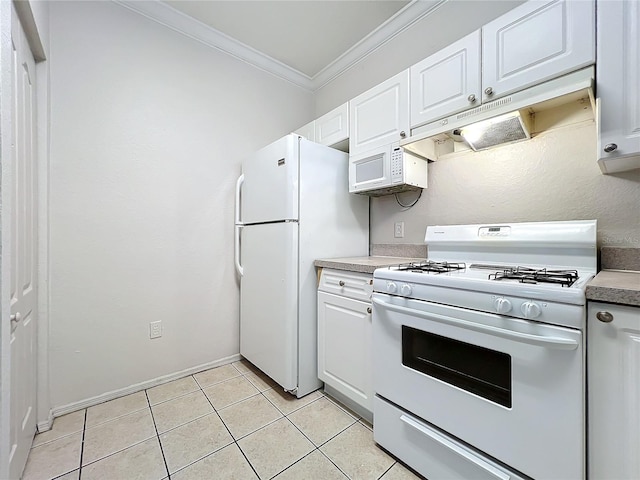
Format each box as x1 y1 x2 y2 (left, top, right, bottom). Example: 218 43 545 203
402 326 512 408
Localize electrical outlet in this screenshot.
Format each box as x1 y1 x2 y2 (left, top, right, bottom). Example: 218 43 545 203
149 321 162 339
394 221 405 238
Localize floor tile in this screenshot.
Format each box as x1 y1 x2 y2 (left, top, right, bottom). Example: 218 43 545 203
231 359 259 375
151 390 214 434
238 418 314 479
273 450 348 480
159 413 234 474
81 437 167 480
86 391 148 428
203 376 259 410
33 410 85 447
218 394 282 440
171 443 257 480
22 432 82 480
287 397 357 446
146 376 199 406
244 370 278 392
194 364 241 388
380 462 425 480
54 470 80 480
83 408 156 465
263 388 322 415
320 422 395 480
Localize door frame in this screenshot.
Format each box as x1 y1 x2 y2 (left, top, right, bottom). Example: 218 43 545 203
0 1 49 477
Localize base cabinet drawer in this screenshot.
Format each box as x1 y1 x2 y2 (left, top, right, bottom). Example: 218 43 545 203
374 397 528 480
318 268 373 302
317 291 373 414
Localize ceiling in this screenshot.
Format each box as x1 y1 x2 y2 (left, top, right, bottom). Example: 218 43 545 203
119 0 443 90
165 1 411 79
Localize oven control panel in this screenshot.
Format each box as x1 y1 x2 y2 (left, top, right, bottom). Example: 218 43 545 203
479 226 511 237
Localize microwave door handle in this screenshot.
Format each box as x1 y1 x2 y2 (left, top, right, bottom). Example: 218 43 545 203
234 174 244 277
399 415 510 480
372 297 578 350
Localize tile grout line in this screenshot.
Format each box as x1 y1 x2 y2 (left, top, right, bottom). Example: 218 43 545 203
78 408 87 479
145 389 171 479
198 372 263 480
377 461 397 479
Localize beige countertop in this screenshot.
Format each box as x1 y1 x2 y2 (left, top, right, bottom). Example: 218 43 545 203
586 270 640 307
314 256 425 274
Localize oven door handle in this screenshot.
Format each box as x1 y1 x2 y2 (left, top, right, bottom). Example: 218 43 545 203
399 414 510 480
372 297 579 350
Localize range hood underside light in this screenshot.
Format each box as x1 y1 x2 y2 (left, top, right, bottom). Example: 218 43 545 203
401 66 595 160
459 111 532 151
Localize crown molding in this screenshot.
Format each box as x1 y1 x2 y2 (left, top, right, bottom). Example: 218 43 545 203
114 0 314 90
114 0 445 92
311 0 446 90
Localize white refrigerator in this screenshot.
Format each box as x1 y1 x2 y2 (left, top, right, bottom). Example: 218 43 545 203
234 134 369 398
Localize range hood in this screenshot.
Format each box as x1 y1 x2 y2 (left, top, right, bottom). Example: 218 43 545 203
402 67 595 160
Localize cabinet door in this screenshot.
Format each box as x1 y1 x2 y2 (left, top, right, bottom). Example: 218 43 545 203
294 120 315 141
349 70 409 156
482 0 594 102
588 302 640 479
315 103 349 148
596 0 640 173
317 291 373 413
410 30 481 128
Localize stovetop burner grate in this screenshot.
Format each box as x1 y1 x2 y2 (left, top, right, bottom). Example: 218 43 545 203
488 267 579 287
395 261 467 274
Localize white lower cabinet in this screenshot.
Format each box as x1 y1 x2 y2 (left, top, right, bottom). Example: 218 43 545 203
588 302 640 479
317 269 373 417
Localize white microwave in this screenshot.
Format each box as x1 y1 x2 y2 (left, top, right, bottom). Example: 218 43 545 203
349 144 428 196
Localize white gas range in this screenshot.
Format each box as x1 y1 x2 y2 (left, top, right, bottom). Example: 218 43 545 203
372 220 597 480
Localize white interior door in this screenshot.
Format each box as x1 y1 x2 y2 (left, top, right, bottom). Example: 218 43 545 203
9 5 38 479
240 222 298 391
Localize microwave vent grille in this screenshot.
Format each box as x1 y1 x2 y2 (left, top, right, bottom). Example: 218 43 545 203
457 96 513 121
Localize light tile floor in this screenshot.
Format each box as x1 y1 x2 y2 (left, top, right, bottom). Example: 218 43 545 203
23 360 424 480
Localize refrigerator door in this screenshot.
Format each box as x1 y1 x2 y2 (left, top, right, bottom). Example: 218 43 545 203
241 135 299 224
240 221 299 391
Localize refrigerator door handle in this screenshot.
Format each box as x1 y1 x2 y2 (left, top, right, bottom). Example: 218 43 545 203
235 174 244 277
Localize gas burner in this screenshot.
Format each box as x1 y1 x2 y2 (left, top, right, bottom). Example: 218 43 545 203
488 267 579 287
395 261 466 274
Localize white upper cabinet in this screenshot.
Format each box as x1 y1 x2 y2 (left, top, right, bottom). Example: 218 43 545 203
482 0 595 102
294 120 315 142
410 31 482 128
596 0 640 174
315 102 349 148
349 70 410 156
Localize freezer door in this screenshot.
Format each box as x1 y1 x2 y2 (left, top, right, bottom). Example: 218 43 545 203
240 222 299 391
241 135 299 224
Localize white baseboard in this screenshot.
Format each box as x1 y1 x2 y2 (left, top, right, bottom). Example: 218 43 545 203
49 354 241 421
36 410 54 433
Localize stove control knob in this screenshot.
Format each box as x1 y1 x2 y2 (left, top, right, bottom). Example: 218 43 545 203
521 301 542 319
494 297 512 314
387 282 398 294
400 284 413 296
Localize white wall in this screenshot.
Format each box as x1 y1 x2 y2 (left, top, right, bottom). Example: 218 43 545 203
371 122 640 246
314 0 525 116
48 1 312 409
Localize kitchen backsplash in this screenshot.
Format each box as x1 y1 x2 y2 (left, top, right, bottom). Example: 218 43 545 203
601 247 640 271
371 244 427 258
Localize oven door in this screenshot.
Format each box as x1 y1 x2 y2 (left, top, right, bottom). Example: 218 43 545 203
372 293 584 480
